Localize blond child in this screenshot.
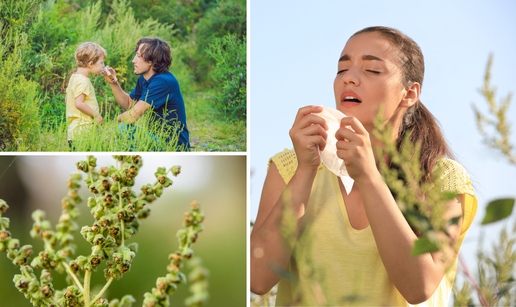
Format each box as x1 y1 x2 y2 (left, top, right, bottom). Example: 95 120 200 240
65 42 106 146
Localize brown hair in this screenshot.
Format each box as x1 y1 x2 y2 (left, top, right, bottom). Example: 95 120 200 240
351 26 454 180
134 37 172 74
74 42 107 68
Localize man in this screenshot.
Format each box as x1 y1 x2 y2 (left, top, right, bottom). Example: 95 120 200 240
103 37 190 151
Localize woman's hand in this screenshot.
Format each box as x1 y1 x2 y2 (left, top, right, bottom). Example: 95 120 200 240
289 105 329 171
335 116 379 183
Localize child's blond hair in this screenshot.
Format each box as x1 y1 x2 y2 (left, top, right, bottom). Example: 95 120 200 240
74 42 107 68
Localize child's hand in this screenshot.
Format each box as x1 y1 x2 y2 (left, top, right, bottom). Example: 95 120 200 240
95 113 104 125
102 66 118 84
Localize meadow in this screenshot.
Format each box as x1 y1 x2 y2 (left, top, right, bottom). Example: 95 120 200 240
0 0 246 152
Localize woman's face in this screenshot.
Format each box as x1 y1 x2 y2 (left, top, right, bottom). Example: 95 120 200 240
333 32 411 132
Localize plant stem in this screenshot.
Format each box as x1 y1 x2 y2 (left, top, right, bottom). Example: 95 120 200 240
43 237 84 292
84 245 100 306
88 171 99 201
20 266 32 279
84 270 91 306
118 180 125 246
89 277 113 307
62 261 84 292
51 297 64 307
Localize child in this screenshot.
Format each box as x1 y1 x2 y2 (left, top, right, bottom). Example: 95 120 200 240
251 26 477 306
65 42 106 147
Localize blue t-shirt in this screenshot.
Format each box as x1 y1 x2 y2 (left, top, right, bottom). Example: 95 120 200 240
129 72 190 150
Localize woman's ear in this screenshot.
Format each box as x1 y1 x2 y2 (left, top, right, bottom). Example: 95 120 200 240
88 61 94 68
400 82 420 108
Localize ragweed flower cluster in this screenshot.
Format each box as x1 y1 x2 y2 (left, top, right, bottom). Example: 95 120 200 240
0 155 208 307
372 108 458 256
143 201 206 307
184 257 209 307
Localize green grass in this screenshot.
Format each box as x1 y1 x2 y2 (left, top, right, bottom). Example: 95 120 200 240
16 90 246 152
185 90 246 152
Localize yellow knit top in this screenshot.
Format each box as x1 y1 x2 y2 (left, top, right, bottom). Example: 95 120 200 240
268 149 477 307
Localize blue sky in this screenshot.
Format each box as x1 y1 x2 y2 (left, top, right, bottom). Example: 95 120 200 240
249 0 516 297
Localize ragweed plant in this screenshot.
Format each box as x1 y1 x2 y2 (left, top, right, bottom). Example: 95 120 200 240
372 108 460 256
472 53 515 165
0 155 208 307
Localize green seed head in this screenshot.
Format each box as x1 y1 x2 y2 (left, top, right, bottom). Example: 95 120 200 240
40 284 53 297
0 200 9 213
76 161 88 173
100 166 109 177
171 165 181 177
0 230 11 241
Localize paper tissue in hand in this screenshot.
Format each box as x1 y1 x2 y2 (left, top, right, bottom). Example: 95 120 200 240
313 106 354 194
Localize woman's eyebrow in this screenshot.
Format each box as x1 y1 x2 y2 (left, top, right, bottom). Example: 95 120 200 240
339 54 385 62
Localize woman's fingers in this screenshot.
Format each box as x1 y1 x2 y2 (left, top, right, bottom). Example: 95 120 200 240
340 116 368 136
293 105 323 125
335 125 359 143
292 113 329 132
293 123 328 147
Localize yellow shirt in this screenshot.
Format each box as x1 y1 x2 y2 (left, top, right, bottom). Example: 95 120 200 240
269 149 477 307
65 73 99 140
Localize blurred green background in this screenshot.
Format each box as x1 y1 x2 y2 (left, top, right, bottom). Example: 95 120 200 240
0 154 246 306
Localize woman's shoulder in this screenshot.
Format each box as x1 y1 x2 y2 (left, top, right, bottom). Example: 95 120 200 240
268 149 299 184
435 158 475 196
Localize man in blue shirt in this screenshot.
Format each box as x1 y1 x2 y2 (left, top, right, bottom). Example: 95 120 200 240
102 37 190 151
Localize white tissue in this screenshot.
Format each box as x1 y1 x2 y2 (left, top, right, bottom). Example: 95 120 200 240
313 106 354 194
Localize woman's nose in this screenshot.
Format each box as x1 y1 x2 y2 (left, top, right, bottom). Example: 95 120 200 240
342 68 360 86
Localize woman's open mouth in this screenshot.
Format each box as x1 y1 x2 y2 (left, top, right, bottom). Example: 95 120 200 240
340 91 362 107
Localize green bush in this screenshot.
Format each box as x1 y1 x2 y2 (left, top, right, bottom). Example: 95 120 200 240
206 34 246 121
0 32 41 151
191 0 246 84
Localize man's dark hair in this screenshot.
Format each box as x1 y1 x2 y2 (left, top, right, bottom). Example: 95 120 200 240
134 37 172 74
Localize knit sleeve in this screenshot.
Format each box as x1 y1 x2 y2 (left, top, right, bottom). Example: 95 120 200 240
268 149 298 184
435 159 477 235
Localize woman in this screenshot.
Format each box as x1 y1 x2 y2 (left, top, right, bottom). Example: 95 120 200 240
250 26 477 306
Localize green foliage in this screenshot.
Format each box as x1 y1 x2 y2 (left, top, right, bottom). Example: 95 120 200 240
453 280 474 306
0 31 41 151
32 106 186 152
206 34 246 121
129 0 217 40
472 53 515 165
481 199 515 225
192 0 246 84
475 226 516 306
372 107 458 256
0 0 246 151
0 156 208 307
452 53 516 306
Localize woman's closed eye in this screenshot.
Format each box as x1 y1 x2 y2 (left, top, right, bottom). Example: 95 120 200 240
337 69 380 75
366 70 380 74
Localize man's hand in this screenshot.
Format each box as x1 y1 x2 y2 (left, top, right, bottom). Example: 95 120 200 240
117 100 152 124
102 66 118 84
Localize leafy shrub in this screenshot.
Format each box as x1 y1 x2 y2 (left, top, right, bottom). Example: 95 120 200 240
191 0 246 84
206 34 246 121
0 32 41 151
